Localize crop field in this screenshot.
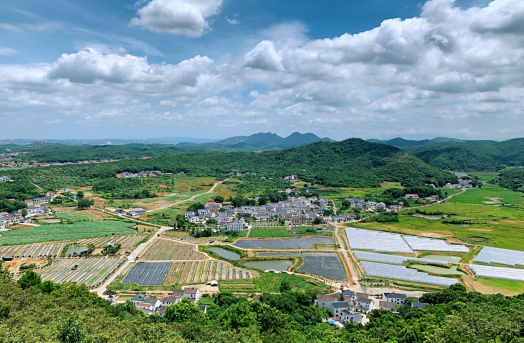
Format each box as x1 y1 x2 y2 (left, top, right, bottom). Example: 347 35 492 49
56 212 94 222
449 185 524 204
75 235 146 248
140 239 207 261
292 227 333 236
161 231 214 244
473 277 524 296
0 221 136 246
259 253 346 280
354 203 524 251
123 260 254 285
39 258 123 288
0 243 67 258
249 228 292 238
234 237 335 250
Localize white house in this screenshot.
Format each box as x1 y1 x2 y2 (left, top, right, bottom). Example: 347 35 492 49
317 293 342 309
223 220 249 232
379 301 396 311
383 293 408 305
185 211 195 220
340 310 362 324
330 301 351 317
355 297 374 313
182 288 201 302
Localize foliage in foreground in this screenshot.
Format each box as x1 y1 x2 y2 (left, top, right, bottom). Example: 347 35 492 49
1 263 524 343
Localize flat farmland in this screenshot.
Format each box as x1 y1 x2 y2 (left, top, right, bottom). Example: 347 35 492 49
0 243 67 258
0 221 136 246
123 260 254 285
449 185 524 204
354 203 524 251
56 212 94 222
140 239 207 261
161 231 214 244
234 237 335 250
76 235 146 248
259 253 346 280
39 257 123 288
249 228 292 238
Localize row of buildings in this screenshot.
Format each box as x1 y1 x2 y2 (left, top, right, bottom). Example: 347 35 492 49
116 170 163 178
129 288 204 316
0 206 50 228
0 159 119 169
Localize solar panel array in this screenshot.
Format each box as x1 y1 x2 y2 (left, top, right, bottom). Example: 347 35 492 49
473 247 524 267
345 228 413 253
469 264 524 282
402 236 469 253
354 251 449 266
361 261 458 286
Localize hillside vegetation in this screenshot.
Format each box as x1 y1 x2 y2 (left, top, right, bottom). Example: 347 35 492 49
4 139 457 189
409 146 502 172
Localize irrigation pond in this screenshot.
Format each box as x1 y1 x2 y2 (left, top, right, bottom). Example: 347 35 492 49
208 247 240 260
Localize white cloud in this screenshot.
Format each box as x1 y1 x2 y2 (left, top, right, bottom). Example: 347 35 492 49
226 18 241 25
0 23 23 33
0 47 17 56
44 119 61 124
130 0 223 37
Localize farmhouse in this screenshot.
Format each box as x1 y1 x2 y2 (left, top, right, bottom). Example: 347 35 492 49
383 293 408 305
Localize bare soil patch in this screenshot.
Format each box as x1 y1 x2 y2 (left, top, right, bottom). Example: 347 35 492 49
399 228 453 238
469 228 492 232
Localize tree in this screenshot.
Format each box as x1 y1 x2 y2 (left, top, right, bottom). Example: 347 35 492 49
165 298 207 323
341 200 351 209
280 280 292 292
21 208 28 217
58 314 87 343
39 280 60 293
77 191 84 199
214 195 224 203
18 270 41 289
313 217 322 225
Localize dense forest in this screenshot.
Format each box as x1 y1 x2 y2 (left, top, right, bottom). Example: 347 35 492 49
0 181 42 212
401 138 524 170
490 168 524 190
3 139 457 189
1 267 524 343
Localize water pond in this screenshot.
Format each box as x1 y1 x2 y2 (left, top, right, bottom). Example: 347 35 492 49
208 247 241 260
412 214 448 220
67 247 89 256
422 255 461 263
244 260 293 271
410 264 464 275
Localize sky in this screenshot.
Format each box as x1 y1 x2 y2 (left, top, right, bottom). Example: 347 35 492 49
1 0 523 141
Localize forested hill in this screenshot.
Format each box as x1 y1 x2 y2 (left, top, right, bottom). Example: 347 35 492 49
406 146 502 172
5 139 457 188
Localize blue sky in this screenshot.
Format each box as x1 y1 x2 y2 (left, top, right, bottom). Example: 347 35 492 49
0 0 522 141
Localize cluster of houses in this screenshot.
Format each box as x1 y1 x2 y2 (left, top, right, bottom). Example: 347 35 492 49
404 194 440 201
129 288 205 316
116 208 148 217
0 159 119 169
0 176 11 182
116 170 163 178
184 197 357 229
318 290 428 327
0 190 58 229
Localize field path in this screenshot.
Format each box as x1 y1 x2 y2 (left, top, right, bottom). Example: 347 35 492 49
333 224 362 292
91 225 172 297
145 179 226 214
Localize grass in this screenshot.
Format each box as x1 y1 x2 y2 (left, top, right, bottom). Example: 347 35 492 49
449 185 524 204
219 272 314 293
0 221 135 246
353 202 524 251
198 297 215 305
56 212 94 222
292 228 333 236
473 277 524 296
249 228 293 238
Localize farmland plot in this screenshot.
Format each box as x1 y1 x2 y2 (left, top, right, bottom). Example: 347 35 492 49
76 235 146 248
140 239 207 261
161 231 214 244
259 253 347 280
39 258 123 288
234 237 335 250
0 243 67 259
0 221 136 246
124 260 255 285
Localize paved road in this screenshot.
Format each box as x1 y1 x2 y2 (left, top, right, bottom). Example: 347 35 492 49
91 225 172 297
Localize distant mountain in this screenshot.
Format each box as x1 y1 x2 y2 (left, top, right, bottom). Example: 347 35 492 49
178 132 334 151
1 137 217 145
370 137 468 148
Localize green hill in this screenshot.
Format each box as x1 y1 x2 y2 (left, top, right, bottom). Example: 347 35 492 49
406 146 501 172
5 138 457 189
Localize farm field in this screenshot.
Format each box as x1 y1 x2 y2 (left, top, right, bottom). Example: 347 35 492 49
448 185 524 204
249 228 292 238
39 257 123 288
140 239 207 261
123 260 254 285
75 234 146 248
0 221 136 246
234 237 335 250
293 181 403 199
259 252 347 280
56 212 94 222
354 203 524 251
292 227 334 236
0 243 67 259
218 271 314 293
473 277 524 296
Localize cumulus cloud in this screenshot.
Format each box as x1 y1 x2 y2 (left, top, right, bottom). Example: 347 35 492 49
3 0 524 139
130 0 223 37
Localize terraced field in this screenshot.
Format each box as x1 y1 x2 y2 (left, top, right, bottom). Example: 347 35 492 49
0 243 67 259
161 231 214 244
140 239 207 261
0 221 136 245
123 260 254 285
39 258 123 288
76 235 146 248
